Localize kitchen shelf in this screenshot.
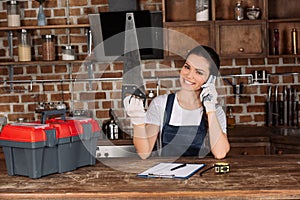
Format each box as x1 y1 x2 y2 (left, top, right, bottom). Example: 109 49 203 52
268 19 300 23
0 60 89 66
0 24 90 31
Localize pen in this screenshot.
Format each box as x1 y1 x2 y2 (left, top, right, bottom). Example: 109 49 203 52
170 163 186 171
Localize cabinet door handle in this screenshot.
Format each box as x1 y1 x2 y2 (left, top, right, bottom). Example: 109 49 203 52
277 150 283 155
239 47 245 52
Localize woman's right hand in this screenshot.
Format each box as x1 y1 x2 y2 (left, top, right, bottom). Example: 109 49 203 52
123 95 146 125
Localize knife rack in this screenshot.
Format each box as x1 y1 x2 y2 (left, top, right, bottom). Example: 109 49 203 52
266 85 299 127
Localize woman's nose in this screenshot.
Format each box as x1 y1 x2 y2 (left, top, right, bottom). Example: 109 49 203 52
186 69 195 78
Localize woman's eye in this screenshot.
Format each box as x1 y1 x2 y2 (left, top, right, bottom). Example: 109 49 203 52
184 64 190 69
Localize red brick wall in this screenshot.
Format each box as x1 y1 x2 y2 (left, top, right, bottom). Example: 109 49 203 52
0 0 299 132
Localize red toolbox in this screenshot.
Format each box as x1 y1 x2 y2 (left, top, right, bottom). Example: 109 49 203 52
0 110 101 178
46 115 101 170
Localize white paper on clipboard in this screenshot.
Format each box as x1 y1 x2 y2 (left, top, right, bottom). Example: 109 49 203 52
137 162 205 179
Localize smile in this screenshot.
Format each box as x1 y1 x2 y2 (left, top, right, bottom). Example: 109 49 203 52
184 79 195 85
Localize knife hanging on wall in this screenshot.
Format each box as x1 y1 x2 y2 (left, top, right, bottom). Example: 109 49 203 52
272 85 279 126
266 86 272 126
292 88 298 126
287 87 292 126
278 86 284 126
295 88 299 127
283 86 288 126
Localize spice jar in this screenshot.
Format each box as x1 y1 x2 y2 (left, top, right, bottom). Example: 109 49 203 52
42 35 55 61
7 1 20 27
62 45 76 60
196 0 209 21
18 29 31 61
234 1 244 21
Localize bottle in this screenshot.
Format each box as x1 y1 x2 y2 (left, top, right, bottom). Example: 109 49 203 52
103 109 120 140
113 120 119 140
37 4 47 26
42 35 56 61
291 28 298 55
196 0 209 21
107 119 118 140
108 120 115 140
273 29 279 55
234 1 244 21
226 106 236 129
7 1 20 27
18 29 31 61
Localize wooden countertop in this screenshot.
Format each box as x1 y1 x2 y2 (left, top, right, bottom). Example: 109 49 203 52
0 154 300 199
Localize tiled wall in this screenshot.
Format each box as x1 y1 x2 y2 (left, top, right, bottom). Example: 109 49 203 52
0 0 299 131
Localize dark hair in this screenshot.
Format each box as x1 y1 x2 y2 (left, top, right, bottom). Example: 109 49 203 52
186 45 220 131
186 45 220 77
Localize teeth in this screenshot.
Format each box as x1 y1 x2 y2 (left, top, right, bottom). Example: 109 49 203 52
185 79 194 85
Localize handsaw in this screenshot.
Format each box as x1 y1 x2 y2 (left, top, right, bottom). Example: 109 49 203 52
122 13 146 105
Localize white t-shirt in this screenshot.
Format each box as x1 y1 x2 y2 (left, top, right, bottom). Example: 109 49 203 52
145 93 227 134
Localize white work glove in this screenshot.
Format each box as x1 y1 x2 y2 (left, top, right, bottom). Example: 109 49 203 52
200 76 218 113
123 95 146 125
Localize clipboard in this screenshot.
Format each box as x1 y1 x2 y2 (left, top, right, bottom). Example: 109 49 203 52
137 162 205 179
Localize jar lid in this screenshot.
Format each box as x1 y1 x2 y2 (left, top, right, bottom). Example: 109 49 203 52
62 45 74 50
43 34 54 39
7 1 19 5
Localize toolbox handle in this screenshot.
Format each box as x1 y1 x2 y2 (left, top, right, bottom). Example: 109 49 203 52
41 109 66 124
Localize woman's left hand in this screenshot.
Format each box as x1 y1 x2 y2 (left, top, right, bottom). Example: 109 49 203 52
200 82 218 113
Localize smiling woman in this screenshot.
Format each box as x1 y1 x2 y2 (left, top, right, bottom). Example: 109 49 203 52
124 45 230 160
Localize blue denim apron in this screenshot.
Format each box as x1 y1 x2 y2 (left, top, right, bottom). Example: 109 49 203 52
161 93 207 157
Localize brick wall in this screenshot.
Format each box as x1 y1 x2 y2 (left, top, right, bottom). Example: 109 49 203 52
0 0 299 133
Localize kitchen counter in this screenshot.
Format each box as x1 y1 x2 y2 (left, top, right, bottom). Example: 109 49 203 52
0 154 300 199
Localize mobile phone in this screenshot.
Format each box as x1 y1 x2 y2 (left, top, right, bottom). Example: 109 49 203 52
202 75 216 102
205 75 216 85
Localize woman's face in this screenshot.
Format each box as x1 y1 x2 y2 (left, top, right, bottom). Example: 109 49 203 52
180 54 210 91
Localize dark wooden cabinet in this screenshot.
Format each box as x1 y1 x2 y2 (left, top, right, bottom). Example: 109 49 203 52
164 21 214 59
267 0 300 56
215 21 266 57
162 0 300 59
229 142 271 156
271 135 300 155
227 126 272 156
228 136 271 156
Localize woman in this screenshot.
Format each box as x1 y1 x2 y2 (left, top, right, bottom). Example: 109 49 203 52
124 45 230 159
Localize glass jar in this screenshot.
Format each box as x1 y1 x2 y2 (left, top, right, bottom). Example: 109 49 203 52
234 1 244 21
7 1 20 27
18 29 31 61
62 45 76 60
196 0 209 21
42 35 56 61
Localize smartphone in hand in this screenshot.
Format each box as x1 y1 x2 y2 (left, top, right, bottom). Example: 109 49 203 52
202 75 216 102
205 75 216 85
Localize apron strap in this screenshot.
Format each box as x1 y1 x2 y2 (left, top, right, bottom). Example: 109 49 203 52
163 93 175 125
